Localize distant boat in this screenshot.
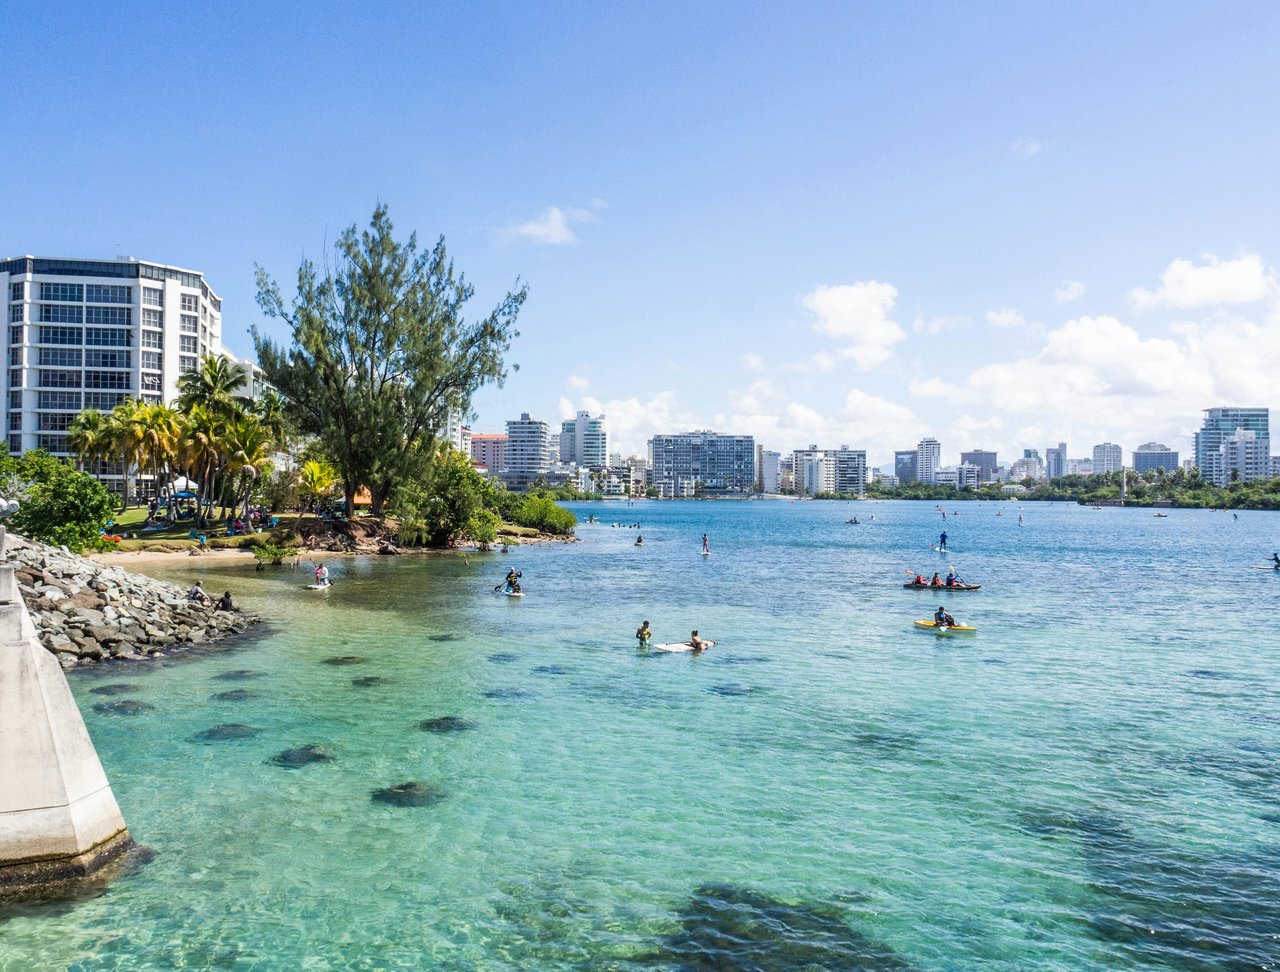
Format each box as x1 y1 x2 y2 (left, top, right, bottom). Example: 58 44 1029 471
1153 512 1168 518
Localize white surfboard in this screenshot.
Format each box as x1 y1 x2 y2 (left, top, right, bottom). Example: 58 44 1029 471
652 640 716 653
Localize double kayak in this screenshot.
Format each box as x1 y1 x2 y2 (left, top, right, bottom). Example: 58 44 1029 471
914 620 977 634
903 582 981 591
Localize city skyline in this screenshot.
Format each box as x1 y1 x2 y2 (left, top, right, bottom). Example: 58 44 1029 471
5 4 1280 467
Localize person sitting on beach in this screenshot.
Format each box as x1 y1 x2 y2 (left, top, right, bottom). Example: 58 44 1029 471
216 591 234 612
636 621 651 646
187 582 211 606
934 606 956 628
930 573 942 587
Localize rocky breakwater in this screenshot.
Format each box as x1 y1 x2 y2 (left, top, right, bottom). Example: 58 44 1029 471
8 535 259 669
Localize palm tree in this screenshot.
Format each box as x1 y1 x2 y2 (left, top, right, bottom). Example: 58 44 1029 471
251 388 290 451
178 354 250 421
67 409 112 474
135 403 182 514
223 415 274 520
106 399 146 510
179 404 226 527
293 458 340 534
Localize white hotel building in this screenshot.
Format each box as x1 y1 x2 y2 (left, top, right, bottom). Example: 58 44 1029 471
1 255 248 492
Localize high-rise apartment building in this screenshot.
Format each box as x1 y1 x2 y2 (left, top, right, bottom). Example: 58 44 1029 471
1219 429 1270 483
1092 442 1123 474
894 450 918 483
792 445 866 496
648 431 755 495
1132 442 1179 474
756 448 781 493
1044 443 1067 480
470 433 508 474
916 437 941 483
558 411 608 467
960 450 998 482
1 255 226 493
1195 407 1269 485
503 413 554 488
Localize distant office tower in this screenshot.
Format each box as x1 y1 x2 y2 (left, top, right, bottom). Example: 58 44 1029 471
960 450 998 482
1068 458 1095 476
935 463 981 489
1132 442 1179 474
916 437 941 483
1195 407 1269 485
504 413 554 488
757 448 781 493
1219 429 1270 483
470 433 508 474
894 450 918 483
1092 442 1123 474
1044 443 1067 479
0 254 231 494
1009 455 1044 480
558 411 608 467
648 431 755 495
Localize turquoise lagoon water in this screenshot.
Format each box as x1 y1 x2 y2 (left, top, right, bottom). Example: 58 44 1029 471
3 500 1280 970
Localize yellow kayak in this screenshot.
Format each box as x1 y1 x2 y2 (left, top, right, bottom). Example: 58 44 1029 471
914 620 977 634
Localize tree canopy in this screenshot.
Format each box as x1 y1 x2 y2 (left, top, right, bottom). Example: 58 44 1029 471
253 205 527 515
0 450 117 552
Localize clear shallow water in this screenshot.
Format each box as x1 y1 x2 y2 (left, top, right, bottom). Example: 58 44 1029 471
3 500 1280 970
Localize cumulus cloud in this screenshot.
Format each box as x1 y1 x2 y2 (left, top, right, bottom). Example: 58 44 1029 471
912 314 968 335
804 281 905 370
1055 280 1086 303
1011 137 1042 157
560 391 693 456
908 377 969 400
500 204 601 245
1129 253 1273 311
985 308 1026 328
567 375 590 390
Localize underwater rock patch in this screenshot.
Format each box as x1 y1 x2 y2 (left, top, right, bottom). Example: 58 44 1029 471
88 683 136 696
487 653 519 663
649 883 912 971
483 688 535 700
322 655 367 666
707 683 756 697
419 716 477 733
211 689 255 702
213 670 264 682
710 655 771 666
92 699 155 716
428 634 464 642
270 744 334 769
1185 669 1232 680
371 781 447 807
352 676 389 688
531 665 572 675
195 723 262 742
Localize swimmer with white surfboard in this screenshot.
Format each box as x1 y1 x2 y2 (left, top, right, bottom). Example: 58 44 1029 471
652 630 715 653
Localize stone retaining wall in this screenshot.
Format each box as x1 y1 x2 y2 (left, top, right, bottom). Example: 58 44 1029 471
8 535 259 669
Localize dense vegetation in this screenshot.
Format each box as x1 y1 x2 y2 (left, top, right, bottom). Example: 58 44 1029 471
865 468 1280 509
0 450 118 552
253 204 526 517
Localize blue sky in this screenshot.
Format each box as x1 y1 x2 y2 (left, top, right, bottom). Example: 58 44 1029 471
7 1 1280 467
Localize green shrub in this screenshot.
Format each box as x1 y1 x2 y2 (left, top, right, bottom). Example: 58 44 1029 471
0 451 117 553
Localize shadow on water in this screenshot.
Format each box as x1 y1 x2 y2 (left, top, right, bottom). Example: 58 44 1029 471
92 700 155 716
1018 806 1280 969
637 883 913 971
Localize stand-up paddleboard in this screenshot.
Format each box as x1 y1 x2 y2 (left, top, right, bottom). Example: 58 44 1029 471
914 620 976 634
652 640 716 653
1249 565 1280 570
502 590 525 597
307 583 331 591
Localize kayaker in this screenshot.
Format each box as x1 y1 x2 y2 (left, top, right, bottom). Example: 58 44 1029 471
945 570 957 587
934 606 956 628
930 572 942 587
635 535 644 546
913 574 926 586
636 621 652 646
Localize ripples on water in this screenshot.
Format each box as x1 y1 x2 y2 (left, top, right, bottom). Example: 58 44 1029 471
2 500 1279 969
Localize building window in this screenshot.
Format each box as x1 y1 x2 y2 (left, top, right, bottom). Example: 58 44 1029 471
140 393 162 404
84 371 131 390
142 287 164 307
7 348 19 367
36 434 69 452
85 306 131 327
85 285 132 304
38 369 82 388
8 326 21 345
178 355 197 373
38 283 83 302
8 369 21 388
7 413 19 431
38 305 83 324
37 391 81 410
141 351 162 371
9 305 23 323
85 328 132 347
141 330 163 349
180 293 199 312
37 326 83 345
7 434 20 454
37 412 76 432
179 335 198 354
180 314 198 334
85 349 130 369
140 373 162 392
9 391 20 411
38 347 82 367
142 308 163 328
84 391 127 410
9 283 23 301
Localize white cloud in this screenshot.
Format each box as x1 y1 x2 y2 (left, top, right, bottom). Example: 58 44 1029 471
1055 280 1086 303
1129 253 1273 311
912 314 968 335
562 391 691 456
1011 137 1042 157
985 308 1026 328
908 377 968 400
804 281 905 370
742 352 764 370
567 375 590 390
500 204 600 245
